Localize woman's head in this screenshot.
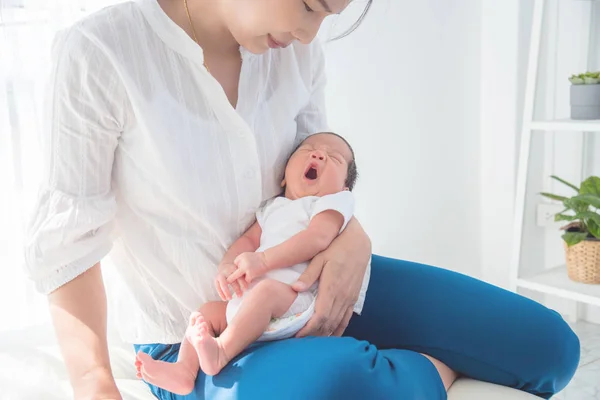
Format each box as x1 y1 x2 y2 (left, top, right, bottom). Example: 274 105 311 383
282 132 358 199
218 0 372 54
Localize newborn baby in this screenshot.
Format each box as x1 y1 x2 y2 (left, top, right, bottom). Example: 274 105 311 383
136 132 358 394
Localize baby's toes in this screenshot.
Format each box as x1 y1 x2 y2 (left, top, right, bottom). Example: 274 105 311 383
193 313 205 327
189 311 202 326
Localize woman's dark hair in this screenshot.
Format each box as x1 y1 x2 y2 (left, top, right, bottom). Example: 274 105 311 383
332 0 373 40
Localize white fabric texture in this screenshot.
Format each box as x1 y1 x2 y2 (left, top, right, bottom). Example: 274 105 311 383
226 191 364 341
0 0 129 332
23 0 370 344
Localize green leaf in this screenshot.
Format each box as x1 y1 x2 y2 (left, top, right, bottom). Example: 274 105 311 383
551 175 579 192
580 176 600 197
563 198 589 214
562 231 588 247
572 194 600 209
540 192 568 202
555 213 576 222
576 211 600 225
588 219 600 240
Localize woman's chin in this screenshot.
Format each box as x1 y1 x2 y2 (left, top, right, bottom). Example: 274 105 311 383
238 39 270 55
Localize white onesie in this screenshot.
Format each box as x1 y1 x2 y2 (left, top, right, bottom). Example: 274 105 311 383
225 191 355 341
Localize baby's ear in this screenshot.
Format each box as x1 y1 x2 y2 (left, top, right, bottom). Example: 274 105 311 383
280 178 286 188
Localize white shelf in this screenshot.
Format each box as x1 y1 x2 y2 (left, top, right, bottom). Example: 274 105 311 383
517 265 600 307
530 119 600 131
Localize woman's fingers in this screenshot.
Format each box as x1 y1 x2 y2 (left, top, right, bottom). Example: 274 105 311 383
332 306 354 337
292 255 324 292
295 295 334 338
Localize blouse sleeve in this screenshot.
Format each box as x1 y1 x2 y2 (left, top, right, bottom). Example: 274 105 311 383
310 191 355 233
294 39 329 145
24 27 127 294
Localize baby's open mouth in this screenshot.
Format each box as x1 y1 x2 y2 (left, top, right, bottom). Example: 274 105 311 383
305 166 318 180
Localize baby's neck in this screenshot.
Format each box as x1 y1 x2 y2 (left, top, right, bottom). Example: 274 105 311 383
283 188 297 200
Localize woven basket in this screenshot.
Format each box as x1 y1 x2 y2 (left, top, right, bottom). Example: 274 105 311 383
564 239 600 284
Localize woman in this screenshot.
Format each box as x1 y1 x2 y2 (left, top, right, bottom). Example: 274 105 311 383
25 0 579 399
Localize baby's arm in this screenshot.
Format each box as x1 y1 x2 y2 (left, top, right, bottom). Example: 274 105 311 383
228 193 352 284
262 210 344 271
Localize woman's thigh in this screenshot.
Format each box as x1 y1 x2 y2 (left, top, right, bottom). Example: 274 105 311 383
345 254 580 398
136 337 446 400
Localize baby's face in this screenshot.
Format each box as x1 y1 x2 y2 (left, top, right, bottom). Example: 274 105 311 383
283 133 353 199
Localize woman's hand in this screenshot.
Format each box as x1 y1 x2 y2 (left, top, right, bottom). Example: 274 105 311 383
292 218 371 337
215 262 247 300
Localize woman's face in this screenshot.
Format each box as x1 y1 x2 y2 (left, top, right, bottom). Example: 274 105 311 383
221 0 350 54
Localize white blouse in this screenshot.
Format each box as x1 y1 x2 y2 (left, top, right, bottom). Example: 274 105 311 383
24 0 369 344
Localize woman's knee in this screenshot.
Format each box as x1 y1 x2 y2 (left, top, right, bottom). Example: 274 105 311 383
549 312 580 389
530 309 580 394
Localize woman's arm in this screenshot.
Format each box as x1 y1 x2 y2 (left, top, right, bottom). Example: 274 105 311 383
24 28 126 398
293 217 371 337
49 263 120 399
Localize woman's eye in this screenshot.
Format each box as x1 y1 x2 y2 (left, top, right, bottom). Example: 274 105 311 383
303 1 314 12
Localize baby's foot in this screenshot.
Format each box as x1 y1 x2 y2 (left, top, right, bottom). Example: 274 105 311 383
187 312 229 376
135 351 196 395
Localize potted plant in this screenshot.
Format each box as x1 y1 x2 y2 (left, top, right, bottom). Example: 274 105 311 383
541 175 600 284
569 71 600 120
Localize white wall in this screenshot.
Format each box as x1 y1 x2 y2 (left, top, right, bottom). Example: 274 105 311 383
320 0 482 277
479 0 520 289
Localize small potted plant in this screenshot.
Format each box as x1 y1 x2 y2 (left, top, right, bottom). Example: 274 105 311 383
569 71 600 120
541 175 600 284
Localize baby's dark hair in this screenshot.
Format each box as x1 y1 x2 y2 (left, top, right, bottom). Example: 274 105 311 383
297 132 358 191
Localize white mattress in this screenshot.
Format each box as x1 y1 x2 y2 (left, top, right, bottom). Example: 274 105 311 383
0 324 537 400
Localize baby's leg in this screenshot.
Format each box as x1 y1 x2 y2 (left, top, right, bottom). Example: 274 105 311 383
191 279 297 376
136 301 227 395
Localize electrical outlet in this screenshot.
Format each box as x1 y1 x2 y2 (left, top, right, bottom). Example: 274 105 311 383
536 203 564 228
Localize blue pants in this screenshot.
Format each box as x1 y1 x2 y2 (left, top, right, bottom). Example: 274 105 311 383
134 255 580 400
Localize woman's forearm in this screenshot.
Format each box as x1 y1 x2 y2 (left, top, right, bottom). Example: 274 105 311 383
49 263 120 399
333 218 372 264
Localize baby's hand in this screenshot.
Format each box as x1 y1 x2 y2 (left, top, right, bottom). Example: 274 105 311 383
228 252 268 284
215 262 248 301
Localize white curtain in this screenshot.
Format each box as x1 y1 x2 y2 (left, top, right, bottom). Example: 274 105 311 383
0 0 124 332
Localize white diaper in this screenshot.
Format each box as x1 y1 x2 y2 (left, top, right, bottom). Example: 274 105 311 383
225 284 317 341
